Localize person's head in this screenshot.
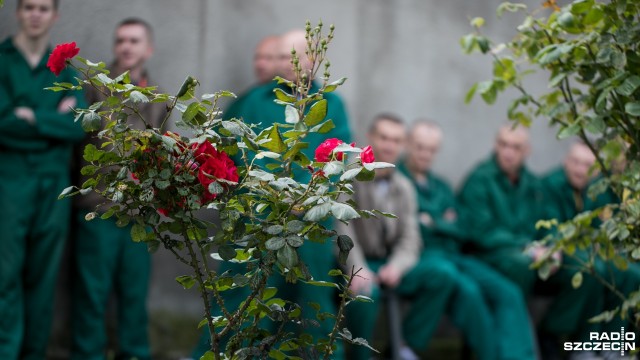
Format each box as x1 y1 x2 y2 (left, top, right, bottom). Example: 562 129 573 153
113 18 154 71
254 35 280 84
368 113 406 165
494 124 531 178
16 0 59 40
406 120 443 174
277 29 312 81
564 142 596 190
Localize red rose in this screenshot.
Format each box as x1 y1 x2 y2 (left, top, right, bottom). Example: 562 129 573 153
360 145 375 164
197 149 238 201
47 42 80 76
191 140 217 165
158 208 170 216
315 138 345 163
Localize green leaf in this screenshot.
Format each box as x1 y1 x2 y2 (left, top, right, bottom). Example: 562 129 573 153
624 101 640 116
277 245 298 269
286 235 304 248
261 124 287 153
355 168 375 181
571 272 583 289
557 122 581 139
304 99 328 126
201 351 216 360
464 83 478 104
273 88 296 103
82 112 101 132
284 105 300 124
304 201 332 221
129 90 149 103
58 186 75 199
305 280 338 288
182 102 201 123
470 17 485 27
323 161 345 176
175 275 196 289
311 119 335 134
155 179 171 190
266 225 284 235
177 76 198 100
217 245 237 261
616 76 640 96
265 237 286 251
496 2 527 18
262 287 278 300
331 202 360 221
208 182 224 195
340 168 363 181
130 224 146 242
337 235 354 252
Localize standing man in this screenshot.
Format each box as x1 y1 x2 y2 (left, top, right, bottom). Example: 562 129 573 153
457 125 602 355
397 120 536 360
0 0 86 358
193 29 352 358
71 18 164 360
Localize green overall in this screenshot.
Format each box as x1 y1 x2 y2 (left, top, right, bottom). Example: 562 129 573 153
396 162 536 360
69 69 164 360
543 167 640 335
193 81 351 359
0 37 85 359
457 156 602 339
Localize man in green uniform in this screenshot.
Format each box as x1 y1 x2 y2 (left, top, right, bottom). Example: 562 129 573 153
193 29 352 358
397 120 536 360
457 126 602 356
0 0 85 358
543 142 640 359
70 18 164 360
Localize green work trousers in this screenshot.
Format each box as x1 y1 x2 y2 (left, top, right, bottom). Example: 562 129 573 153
0 171 70 360
70 211 151 360
192 238 342 359
480 247 602 339
345 251 536 360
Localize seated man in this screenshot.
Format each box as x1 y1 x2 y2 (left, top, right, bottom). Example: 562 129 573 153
457 125 602 357
398 120 535 360
543 142 640 359
339 114 502 360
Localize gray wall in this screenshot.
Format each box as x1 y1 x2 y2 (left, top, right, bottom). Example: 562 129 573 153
0 0 568 356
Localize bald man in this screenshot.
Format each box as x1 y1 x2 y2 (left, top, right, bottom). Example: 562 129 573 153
457 126 602 355
193 29 351 359
396 121 536 360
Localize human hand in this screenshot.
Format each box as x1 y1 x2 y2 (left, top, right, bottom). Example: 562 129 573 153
350 268 376 296
15 107 35 125
378 264 402 288
57 96 76 113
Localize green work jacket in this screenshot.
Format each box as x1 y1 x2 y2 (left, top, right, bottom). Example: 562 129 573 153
397 161 467 253
0 37 85 174
457 155 546 252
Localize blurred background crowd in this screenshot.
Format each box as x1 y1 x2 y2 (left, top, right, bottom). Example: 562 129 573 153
0 0 603 359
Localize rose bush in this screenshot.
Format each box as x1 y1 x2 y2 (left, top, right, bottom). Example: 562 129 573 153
53 22 394 359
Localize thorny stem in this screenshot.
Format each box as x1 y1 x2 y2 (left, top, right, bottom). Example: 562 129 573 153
182 228 220 360
323 266 361 360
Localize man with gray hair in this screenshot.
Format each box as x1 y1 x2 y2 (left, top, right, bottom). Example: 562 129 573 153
397 120 536 360
458 125 603 358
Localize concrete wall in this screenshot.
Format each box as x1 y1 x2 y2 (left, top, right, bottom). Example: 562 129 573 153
0 0 569 357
